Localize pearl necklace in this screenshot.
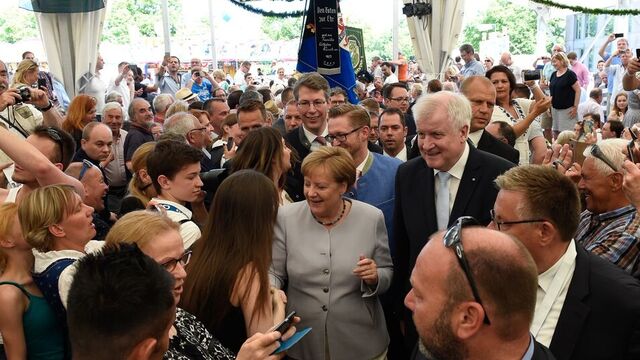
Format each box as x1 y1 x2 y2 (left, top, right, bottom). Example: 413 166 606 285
312 199 346 226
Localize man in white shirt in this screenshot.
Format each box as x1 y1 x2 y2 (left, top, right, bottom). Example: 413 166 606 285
107 62 133 113
577 88 604 122
490 165 640 360
380 62 399 85
233 61 251 86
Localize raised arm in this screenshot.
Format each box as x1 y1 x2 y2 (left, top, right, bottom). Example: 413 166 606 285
0 125 84 196
624 58 640 91
598 34 615 60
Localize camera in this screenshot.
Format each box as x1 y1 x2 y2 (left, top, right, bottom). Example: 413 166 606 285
15 85 31 103
523 70 541 81
194 71 201 77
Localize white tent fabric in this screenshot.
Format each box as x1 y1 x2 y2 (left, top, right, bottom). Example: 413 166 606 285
36 9 106 98
404 0 465 80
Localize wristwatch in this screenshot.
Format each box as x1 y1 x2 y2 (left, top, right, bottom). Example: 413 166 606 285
37 100 53 112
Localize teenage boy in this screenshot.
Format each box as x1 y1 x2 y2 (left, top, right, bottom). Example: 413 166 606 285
146 140 205 249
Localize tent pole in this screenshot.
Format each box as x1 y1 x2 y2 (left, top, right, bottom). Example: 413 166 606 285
161 0 171 55
209 0 217 69
393 0 399 61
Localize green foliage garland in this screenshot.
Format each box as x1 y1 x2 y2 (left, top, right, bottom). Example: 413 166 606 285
530 0 640 15
228 0 304 18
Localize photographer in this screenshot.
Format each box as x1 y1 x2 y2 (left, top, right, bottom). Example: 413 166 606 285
0 59 63 164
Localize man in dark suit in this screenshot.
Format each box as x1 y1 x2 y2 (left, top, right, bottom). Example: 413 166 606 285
491 165 640 360
383 82 416 136
393 91 514 353
461 76 520 164
406 226 555 360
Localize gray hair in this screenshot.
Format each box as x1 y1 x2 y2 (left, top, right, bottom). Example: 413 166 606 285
163 112 199 137
165 100 189 118
153 94 175 114
412 91 471 132
128 98 150 120
102 102 123 116
105 91 123 104
583 138 627 175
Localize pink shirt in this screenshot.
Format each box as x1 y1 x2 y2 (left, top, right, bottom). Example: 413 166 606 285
571 61 590 88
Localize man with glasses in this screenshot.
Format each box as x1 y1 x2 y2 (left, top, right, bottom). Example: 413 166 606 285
285 72 332 201
393 91 514 354
328 87 348 107
458 44 485 81
570 139 640 276
405 224 554 360
491 165 640 360
383 82 416 136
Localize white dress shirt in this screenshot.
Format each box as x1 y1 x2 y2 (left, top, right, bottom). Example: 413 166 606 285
433 142 470 214
303 125 329 152
531 239 577 347
383 145 407 162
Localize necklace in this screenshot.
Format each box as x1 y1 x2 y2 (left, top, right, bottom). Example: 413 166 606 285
312 199 346 226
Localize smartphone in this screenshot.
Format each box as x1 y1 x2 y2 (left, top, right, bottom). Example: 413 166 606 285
614 33 624 38
226 138 234 151
523 70 541 81
273 311 296 334
272 327 312 355
37 78 47 89
583 119 594 135
627 141 636 163
636 48 640 59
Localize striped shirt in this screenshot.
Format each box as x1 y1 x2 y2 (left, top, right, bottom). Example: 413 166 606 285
576 205 640 277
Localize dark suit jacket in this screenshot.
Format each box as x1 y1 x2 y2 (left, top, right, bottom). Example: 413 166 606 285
393 145 515 291
476 130 520 164
549 246 640 360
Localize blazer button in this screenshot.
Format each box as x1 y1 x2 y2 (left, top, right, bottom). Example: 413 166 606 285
323 287 329 293
322 268 329 274
322 305 328 311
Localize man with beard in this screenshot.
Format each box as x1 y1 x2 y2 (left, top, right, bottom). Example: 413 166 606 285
383 82 416 136
405 225 555 360
379 108 410 162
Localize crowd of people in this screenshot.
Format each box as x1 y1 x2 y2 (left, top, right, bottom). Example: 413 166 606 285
0 32 639 360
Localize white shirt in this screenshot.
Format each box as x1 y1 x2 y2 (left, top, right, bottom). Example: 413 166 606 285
383 145 407 162
302 124 329 152
234 69 247 86
468 130 483 147
107 78 131 114
531 240 577 347
433 142 470 214
383 73 399 85
104 129 128 187
577 98 604 122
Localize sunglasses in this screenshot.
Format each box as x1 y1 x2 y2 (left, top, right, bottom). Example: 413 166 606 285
443 216 491 325
589 144 618 172
43 127 65 165
78 159 96 180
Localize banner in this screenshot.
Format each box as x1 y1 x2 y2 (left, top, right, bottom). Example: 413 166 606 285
297 0 359 104
345 26 366 73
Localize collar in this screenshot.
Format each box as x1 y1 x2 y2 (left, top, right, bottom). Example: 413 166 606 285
521 334 535 360
463 59 479 68
33 240 104 273
434 142 469 180
468 129 483 147
131 121 152 134
302 123 328 143
201 147 211 159
384 145 407 161
356 151 373 174
585 204 636 223
538 240 577 293
152 198 193 218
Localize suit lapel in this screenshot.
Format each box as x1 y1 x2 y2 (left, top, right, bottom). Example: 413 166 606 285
450 146 482 223
416 160 437 237
549 247 591 359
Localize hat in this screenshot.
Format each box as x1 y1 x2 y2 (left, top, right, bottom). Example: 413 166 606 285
175 88 198 102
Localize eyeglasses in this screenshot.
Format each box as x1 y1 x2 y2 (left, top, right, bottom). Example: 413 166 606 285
388 96 410 103
188 127 208 135
484 59 492 63
78 159 96 181
43 127 65 165
160 250 192 272
443 216 491 325
489 209 545 231
325 126 364 143
589 144 618 172
298 100 327 110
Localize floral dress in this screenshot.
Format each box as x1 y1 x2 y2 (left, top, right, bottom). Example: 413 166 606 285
164 308 236 360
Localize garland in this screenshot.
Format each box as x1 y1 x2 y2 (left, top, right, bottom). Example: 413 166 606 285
530 0 640 15
228 0 305 18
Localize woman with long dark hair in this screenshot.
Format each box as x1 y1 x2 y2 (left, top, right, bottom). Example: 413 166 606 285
231 127 293 205
180 170 285 353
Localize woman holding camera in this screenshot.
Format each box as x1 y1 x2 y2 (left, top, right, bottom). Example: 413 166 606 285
487 65 550 164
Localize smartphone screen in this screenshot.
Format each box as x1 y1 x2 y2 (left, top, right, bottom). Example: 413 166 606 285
37 78 47 89
636 48 640 59
583 120 593 135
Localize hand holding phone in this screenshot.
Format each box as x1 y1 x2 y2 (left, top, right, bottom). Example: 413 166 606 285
272 311 296 335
